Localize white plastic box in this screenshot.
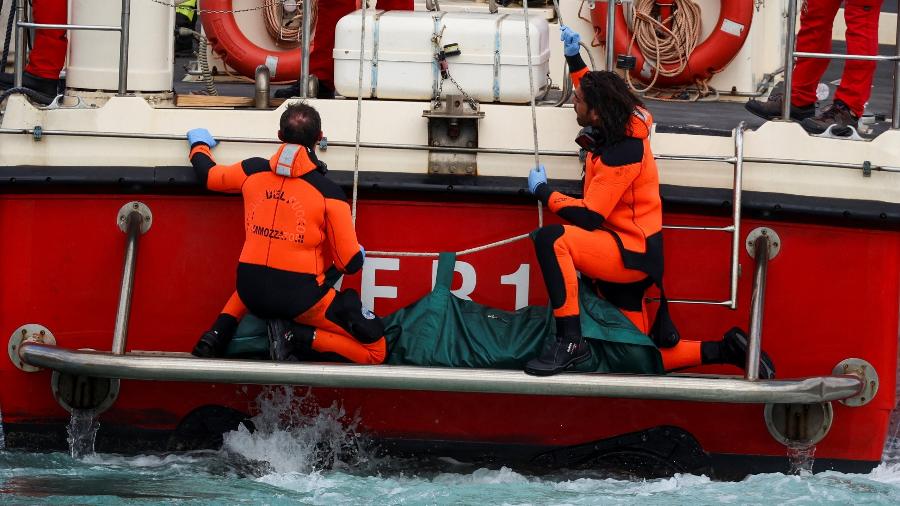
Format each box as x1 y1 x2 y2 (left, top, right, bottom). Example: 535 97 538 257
333 10 550 103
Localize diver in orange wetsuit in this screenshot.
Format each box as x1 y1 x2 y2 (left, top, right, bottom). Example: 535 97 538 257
524 26 775 377
186 103 385 364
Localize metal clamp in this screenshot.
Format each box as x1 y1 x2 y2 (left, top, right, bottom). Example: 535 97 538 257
833 358 878 407
8 324 57 372
746 227 780 260
117 201 152 235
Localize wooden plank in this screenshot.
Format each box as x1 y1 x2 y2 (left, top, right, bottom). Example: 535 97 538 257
175 94 287 108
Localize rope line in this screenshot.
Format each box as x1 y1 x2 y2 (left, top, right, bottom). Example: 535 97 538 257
351 1 368 225
521 0 544 228
369 232 531 259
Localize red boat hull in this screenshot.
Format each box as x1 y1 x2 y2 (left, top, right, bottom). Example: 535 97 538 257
1 193 897 474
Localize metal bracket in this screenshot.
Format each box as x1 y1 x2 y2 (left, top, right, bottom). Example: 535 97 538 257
746 227 780 260
32 126 43 142
833 358 878 407
862 160 872 177
423 95 484 176
8 324 56 372
764 402 833 447
117 201 152 235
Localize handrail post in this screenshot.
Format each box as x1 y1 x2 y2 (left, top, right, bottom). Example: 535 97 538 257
892 0 900 129
117 0 131 96
781 0 799 121
112 202 151 355
300 0 312 98
605 0 616 71
13 0 24 88
746 235 770 380
729 122 745 309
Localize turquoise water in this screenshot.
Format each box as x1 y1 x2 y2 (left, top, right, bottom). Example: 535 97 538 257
2 388 900 505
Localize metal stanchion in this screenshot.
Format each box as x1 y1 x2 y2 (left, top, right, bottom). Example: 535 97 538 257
13 0 23 88
893 0 900 129
746 235 770 380
605 0 616 71
781 0 799 121
111 202 151 355
299 0 312 97
117 0 131 95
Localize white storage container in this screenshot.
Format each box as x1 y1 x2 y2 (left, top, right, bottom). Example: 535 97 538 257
333 10 550 103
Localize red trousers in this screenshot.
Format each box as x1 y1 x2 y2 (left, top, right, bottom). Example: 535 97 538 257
309 0 413 89
24 0 68 79
790 0 884 116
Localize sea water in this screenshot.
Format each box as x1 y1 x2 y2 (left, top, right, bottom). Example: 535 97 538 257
2 387 900 505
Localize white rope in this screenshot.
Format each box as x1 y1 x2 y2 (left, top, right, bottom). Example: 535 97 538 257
521 0 544 228
625 0 702 94
369 232 531 258
351 1 368 225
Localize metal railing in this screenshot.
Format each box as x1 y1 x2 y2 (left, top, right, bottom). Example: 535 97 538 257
13 0 132 95
658 122 745 309
782 0 900 129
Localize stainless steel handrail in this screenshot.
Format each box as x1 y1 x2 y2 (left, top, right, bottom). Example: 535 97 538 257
782 0 900 129
746 235 770 380
111 209 143 355
605 0 616 71
2 126 899 173
18 343 864 404
13 0 132 95
299 0 312 98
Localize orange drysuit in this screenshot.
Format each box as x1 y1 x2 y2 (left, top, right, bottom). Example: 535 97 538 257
190 142 385 364
532 65 663 335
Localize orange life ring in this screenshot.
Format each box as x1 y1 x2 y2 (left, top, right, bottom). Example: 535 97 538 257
200 0 302 79
592 0 753 87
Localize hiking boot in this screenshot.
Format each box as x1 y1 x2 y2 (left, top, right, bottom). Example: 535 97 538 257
524 316 591 376
266 319 315 361
745 93 815 122
717 327 776 379
801 99 858 136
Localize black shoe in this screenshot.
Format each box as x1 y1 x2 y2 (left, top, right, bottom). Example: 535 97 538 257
0 71 61 103
525 335 591 376
720 327 776 379
745 93 814 122
191 330 226 358
266 319 315 361
525 316 592 376
800 99 858 136
273 80 335 99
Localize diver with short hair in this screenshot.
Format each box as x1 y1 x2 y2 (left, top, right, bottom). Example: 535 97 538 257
186 102 386 364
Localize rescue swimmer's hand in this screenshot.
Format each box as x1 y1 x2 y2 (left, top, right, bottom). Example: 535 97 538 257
560 25 581 57
528 164 548 194
187 128 218 148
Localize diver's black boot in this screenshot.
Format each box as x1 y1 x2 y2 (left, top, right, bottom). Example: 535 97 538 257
266 320 315 361
524 316 591 376
191 314 238 358
701 327 776 379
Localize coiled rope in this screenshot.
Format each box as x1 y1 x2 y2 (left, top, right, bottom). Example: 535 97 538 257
625 0 702 94
263 0 317 47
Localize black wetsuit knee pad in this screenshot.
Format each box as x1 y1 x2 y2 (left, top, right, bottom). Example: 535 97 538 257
325 289 384 344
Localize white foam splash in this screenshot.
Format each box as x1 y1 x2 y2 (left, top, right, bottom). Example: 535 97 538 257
222 386 367 475
0 401 5 450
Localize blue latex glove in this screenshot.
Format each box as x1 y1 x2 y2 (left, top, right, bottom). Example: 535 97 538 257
187 128 218 148
359 245 366 262
560 25 581 57
528 164 547 194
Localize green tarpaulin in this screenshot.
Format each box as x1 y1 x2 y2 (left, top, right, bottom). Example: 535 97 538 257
226 252 662 374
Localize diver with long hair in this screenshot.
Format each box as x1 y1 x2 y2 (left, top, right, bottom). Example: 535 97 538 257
524 26 775 377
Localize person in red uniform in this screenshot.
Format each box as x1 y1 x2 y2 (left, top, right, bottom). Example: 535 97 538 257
745 0 885 135
275 0 413 99
524 26 775 377
0 0 68 102
186 102 386 364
